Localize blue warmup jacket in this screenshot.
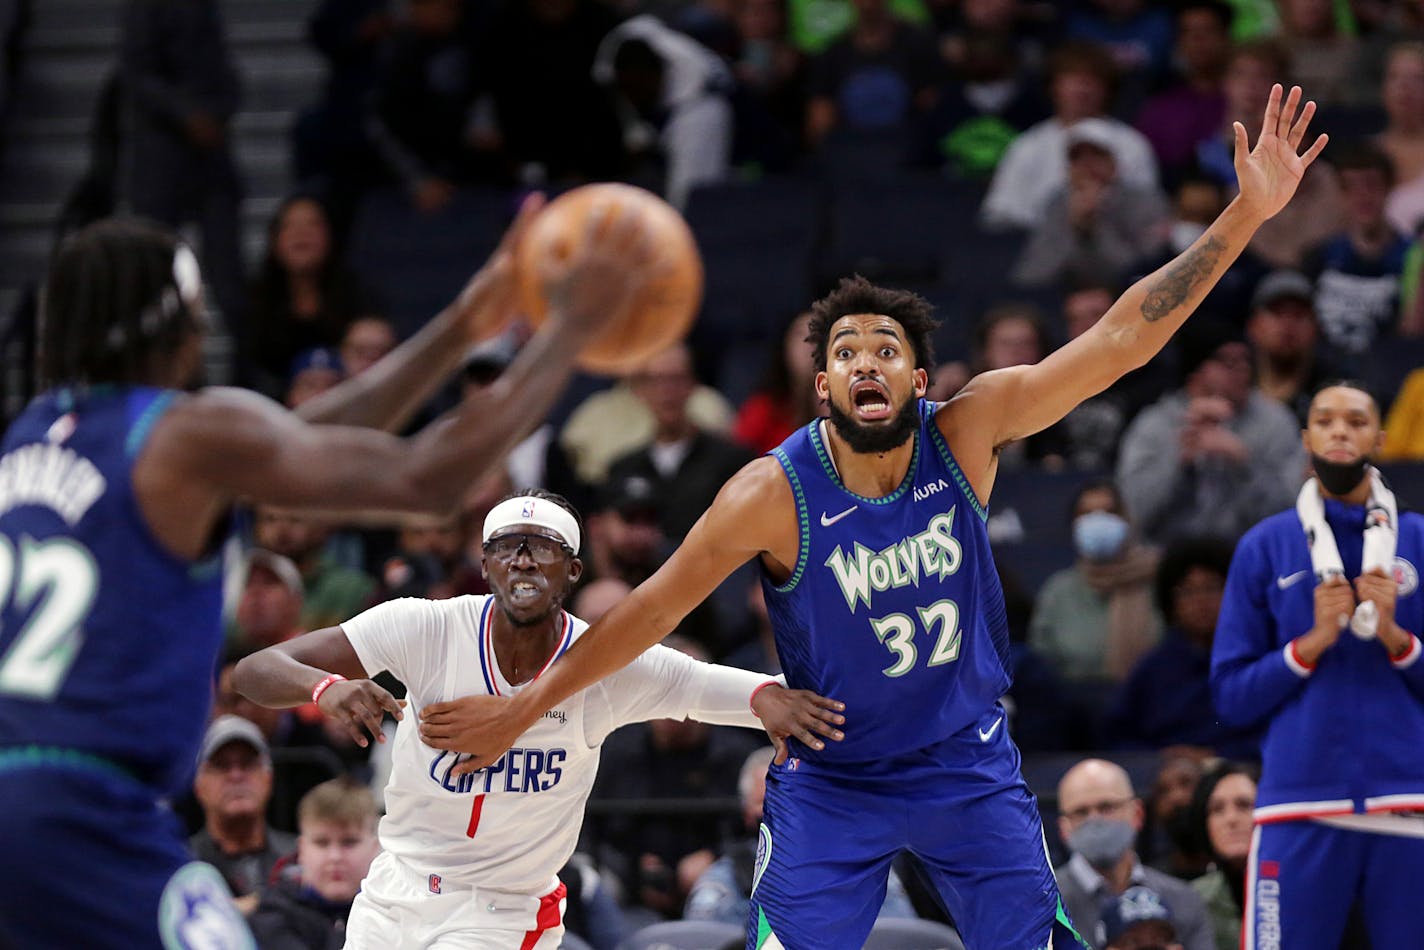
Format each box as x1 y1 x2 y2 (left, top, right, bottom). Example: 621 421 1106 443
1211 499 1424 822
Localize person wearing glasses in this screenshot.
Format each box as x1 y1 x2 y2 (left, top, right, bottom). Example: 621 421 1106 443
1054 758 1214 950
232 489 842 949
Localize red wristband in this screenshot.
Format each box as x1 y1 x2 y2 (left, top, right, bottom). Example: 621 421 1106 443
1391 635 1419 663
1288 639 1317 672
749 680 778 715
311 673 347 705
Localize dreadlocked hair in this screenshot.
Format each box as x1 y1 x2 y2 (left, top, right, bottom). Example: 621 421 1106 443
39 217 199 388
806 276 941 372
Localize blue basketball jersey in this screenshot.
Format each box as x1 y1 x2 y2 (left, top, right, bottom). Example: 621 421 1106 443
0 386 224 796
761 400 1012 763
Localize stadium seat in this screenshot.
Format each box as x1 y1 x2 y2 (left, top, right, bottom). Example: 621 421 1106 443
862 917 966 950
617 919 744 950
824 175 984 284
346 186 514 335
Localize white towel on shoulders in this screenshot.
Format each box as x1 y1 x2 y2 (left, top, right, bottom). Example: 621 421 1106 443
1295 468 1397 639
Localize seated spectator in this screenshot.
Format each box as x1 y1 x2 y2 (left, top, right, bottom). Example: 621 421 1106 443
233 549 307 653
285 347 346 410
733 311 820 455
686 747 916 924
1064 0 1175 109
1189 762 1259 950
1134 1 1232 185
1378 43 1424 236
1055 759 1214 950
784 0 930 56
803 0 940 148
726 0 809 172
378 511 475 600
190 716 296 909
243 195 370 397
917 32 1048 180
365 0 484 212
1244 270 1337 423
606 343 754 542
560 368 734 486
249 778 381 949
1274 0 1362 107
254 506 377 631
1116 321 1304 544
981 40 1158 232
1304 142 1413 360
589 636 765 918
1139 754 1209 880
1102 884 1186 950
1030 480 1163 684
593 18 733 208
557 853 629 950
1012 117 1170 288
1381 366 1424 460
586 473 667 589
1105 538 1260 758
337 316 397 377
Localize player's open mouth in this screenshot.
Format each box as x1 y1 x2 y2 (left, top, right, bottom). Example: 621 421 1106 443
509 581 542 602
850 380 891 420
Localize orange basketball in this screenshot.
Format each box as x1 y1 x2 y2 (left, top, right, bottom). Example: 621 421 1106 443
515 183 703 375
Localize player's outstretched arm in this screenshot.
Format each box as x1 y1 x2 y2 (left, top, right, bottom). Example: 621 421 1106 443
232 627 402 749
418 456 798 771
144 200 659 527
942 85 1327 458
295 194 544 432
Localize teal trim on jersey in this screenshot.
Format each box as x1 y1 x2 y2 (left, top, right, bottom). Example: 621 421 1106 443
755 907 776 949
808 419 920 505
0 745 140 785
125 390 177 459
770 446 810 593
1045 896 1091 950
928 422 988 523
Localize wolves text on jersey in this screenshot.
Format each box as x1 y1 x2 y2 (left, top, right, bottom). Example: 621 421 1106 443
429 747 566 795
824 507 964 612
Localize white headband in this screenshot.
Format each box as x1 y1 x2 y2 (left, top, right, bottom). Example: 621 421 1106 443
483 496 581 555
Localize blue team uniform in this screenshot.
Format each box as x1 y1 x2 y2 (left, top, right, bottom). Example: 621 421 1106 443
749 402 1085 950
1212 498 1424 950
0 387 253 948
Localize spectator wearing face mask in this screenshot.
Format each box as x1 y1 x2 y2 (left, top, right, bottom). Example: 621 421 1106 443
1055 759 1213 950
1030 481 1164 684
1104 538 1261 759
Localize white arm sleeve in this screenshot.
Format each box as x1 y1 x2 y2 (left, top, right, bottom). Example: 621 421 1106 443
583 645 780 745
339 597 447 685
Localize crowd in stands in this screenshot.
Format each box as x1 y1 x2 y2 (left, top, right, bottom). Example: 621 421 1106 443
17 0 1424 946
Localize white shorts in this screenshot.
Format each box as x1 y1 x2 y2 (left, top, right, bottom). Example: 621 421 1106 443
345 851 566 950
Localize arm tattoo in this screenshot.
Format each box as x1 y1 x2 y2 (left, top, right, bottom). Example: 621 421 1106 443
1140 236 1226 323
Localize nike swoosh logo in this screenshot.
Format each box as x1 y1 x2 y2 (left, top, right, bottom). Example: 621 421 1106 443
820 506 858 527
978 717 1003 743
1276 570 1311 590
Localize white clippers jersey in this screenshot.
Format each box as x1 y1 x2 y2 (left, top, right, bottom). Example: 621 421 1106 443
342 595 770 895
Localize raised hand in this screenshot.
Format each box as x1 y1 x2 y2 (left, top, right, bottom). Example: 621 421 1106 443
1233 84 1329 223
452 191 547 343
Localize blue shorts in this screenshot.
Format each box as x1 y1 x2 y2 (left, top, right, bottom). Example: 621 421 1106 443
747 705 1085 950
0 749 253 949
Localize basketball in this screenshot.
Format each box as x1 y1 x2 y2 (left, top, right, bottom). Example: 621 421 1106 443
514 183 703 375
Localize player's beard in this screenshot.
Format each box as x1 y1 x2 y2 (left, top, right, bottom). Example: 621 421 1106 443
827 392 920 454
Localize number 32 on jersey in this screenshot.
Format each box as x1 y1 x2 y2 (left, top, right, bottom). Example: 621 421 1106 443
870 598 962 677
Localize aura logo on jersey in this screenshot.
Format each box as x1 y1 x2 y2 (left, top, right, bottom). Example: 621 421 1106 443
912 478 949 503
824 507 963 612
429 747 566 795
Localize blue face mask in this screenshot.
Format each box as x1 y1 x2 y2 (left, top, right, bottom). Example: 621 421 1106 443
1073 510 1129 561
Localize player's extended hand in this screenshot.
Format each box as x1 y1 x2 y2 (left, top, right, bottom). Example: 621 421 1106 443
316 679 405 749
540 199 664 341
751 685 846 765
1232 84 1329 223
419 694 524 776
452 191 547 343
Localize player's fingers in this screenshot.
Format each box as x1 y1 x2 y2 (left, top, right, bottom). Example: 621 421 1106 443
1261 83 1282 138
421 701 454 719
796 726 825 751
809 705 846 726
770 734 788 766
359 703 387 743
1287 98 1316 150
342 714 369 748
451 757 485 778
1301 133 1329 168
809 695 846 712
418 722 448 742
1278 85 1301 138
377 690 404 720
805 716 844 742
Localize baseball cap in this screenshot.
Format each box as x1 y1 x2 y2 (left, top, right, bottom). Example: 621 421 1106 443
288 346 344 384
199 714 270 766
1101 885 1176 946
1065 118 1118 156
598 472 661 520
243 548 304 598
1251 270 1315 312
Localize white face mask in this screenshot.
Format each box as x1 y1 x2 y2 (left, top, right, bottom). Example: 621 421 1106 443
1073 510 1130 561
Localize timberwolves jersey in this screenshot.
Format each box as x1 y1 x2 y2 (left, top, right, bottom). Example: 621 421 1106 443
0 386 224 795
761 400 1012 763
